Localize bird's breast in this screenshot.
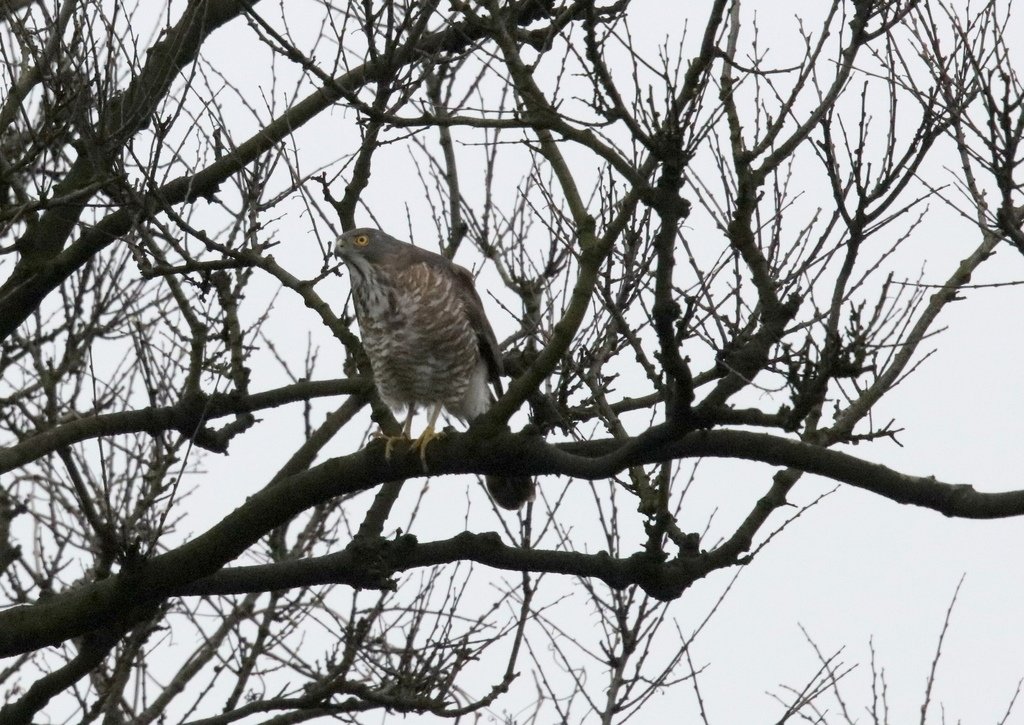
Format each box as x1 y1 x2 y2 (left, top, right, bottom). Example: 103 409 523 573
353 265 482 413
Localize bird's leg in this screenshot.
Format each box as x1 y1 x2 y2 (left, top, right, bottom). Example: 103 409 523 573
411 401 443 471
373 407 416 462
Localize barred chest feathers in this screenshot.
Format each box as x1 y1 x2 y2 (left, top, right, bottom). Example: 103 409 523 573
350 260 488 419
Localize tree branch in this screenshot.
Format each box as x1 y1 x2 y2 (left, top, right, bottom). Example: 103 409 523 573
0 425 1020 657
0 378 370 474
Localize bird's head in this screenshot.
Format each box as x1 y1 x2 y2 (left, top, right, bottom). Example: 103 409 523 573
334 227 401 264
335 227 450 285
334 227 404 284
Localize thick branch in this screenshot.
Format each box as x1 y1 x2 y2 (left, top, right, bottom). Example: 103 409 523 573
0 621 131 724
0 378 370 474
179 531 709 602
0 426 1020 656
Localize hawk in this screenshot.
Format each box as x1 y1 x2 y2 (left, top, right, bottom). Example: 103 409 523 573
334 227 535 510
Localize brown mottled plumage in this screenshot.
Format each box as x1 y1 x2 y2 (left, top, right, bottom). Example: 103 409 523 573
335 227 535 510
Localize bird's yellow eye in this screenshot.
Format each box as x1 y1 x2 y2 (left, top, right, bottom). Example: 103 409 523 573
354 234 369 246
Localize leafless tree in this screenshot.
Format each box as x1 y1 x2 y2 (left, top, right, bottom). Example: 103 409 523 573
0 0 1021 722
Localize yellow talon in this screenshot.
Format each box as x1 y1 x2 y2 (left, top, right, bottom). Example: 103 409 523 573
371 429 408 462
411 424 442 470
411 402 445 471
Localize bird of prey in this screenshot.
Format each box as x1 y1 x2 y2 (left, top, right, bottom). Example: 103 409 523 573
334 227 535 510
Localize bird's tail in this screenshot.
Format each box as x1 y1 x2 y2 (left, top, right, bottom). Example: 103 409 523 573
485 475 535 510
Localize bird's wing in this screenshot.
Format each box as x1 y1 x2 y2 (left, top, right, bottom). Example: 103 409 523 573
394 240 506 390
450 263 505 389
